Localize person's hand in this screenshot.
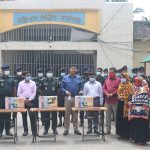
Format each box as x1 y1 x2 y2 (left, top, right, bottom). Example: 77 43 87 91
66 91 71 96
106 93 112 98
79 91 83 95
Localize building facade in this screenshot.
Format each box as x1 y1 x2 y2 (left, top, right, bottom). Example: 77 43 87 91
0 0 133 76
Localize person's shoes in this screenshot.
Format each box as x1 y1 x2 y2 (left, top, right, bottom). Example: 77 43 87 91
43 130 48 135
105 130 111 135
22 131 28 136
53 129 58 135
94 129 101 135
74 130 82 135
57 122 62 127
86 129 92 134
63 130 68 136
6 131 13 136
0 133 2 138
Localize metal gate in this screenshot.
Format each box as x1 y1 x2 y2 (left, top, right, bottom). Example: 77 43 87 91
1 50 97 77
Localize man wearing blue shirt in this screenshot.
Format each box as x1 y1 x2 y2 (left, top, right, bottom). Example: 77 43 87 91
62 65 82 136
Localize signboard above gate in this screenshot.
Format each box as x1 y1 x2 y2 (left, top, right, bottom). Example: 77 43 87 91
0 9 100 33
13 12 85 26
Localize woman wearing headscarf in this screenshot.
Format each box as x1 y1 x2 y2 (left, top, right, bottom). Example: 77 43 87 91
128 76 150 145
116 73 132 140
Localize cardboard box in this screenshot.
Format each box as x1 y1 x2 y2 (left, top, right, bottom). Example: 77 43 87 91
5 97 25 109
75 96 93 108
39 96 58 108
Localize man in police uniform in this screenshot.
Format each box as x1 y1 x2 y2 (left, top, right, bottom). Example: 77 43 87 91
96 67 105 86
103 68 108 79
42 67 58 135
33 68 45 124
11 66 24 127
79 67 90 127
57 68 66 127
0 64 16 137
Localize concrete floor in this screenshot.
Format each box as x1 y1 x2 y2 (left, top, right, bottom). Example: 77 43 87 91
0 113 149 150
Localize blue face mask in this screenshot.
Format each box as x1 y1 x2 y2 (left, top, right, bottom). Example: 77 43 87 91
96 71 101 76
121 78 126 83
61 72 66 77
25 76 31 82
116 73 121 77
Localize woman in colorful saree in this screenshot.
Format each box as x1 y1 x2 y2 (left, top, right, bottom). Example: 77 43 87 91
116 73 132 140
128 76 150 145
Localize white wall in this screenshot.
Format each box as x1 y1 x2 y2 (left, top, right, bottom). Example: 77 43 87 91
97 2 133 69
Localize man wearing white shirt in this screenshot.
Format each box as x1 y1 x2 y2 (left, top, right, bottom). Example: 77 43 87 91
83 72 103 134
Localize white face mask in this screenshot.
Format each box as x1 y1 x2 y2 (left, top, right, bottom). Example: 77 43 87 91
17 72 22 76
38 73 43 78
96 71 101 76
90 77 96 82
121 78 126 83
4 70 10 76
46 73 53 78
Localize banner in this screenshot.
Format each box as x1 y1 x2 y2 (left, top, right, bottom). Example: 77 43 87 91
5 97 25 110
13 12 85 26
128 93 150 120
75 96 93 108
39 96 57 108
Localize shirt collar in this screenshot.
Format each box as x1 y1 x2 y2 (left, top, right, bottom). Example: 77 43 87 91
89 81 96 84
68 74 76 78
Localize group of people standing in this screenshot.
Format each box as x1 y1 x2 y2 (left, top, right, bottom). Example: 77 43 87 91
0 64 150 145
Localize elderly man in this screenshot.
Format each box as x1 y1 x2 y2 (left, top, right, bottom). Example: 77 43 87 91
62 65 82 136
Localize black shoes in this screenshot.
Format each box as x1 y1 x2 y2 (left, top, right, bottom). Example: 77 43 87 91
6 131 13 136
87 129 92 134
53 130 58 135
74 130 82 135
22 131 28 136
43 130 48 135
63 130 69 136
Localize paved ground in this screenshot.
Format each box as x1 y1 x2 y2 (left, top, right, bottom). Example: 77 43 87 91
0 113 149 150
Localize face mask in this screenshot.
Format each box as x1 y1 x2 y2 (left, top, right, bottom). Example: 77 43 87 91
4 70 10 76
109 72 116 79
25 76 31 82
103 73 108 77
38 73 43 78
96 71 101 76
137 73 144 76
46 73 53 78
90 77 96 82
116 73 121 77
61 72 66 77
17 72 22 76
132 73 136 78
121 78 126 83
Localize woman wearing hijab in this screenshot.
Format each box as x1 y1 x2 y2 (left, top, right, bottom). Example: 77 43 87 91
116 73 133 140
128 76 150 145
